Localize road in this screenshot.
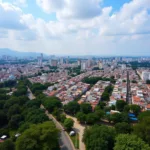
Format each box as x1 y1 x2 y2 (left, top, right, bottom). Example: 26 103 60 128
66 114 86 150
27 89 75 150
27 87 35 100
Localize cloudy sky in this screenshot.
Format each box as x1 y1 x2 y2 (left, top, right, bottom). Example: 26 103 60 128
0 0 150 56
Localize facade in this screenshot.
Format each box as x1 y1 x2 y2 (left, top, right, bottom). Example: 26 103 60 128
142 71 150 81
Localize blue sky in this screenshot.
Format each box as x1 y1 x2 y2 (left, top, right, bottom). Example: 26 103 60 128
0 0 150 55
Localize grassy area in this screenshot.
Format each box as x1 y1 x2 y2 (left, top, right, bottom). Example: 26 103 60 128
70 133 79 149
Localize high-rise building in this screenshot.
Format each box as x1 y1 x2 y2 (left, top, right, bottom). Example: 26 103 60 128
77 60 81 66
60 57 64 65
37 53 43 67
50 59 58 66
81 61 87 70
98 61 103 69
142 71 150 81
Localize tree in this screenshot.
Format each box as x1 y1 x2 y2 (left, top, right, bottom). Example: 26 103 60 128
60 114 66 123
43 97 62 113
123 105 130 112
115 122 132 134
130 104 141 116
94 109 105 119
111 113 129 124
0 111 8 127
9 114 22 129
138 111 150 121
134 116 150 145
0 139 15 150
64 118 74 131
114 134 150 150
16 121 59 150
83 125 116 150
7 104 21 119
64 101 80 115
76 112 86 123
80 103 92 114
116 100 127 112
98 101 106 109
24 108 49 124
101 92 110 101
86 113 99 124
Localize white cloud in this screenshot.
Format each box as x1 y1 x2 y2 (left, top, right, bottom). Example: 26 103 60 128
0 0 150 55
36 0 102 20
0 3 27 30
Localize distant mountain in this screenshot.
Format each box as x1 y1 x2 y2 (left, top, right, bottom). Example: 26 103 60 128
0 48 46 58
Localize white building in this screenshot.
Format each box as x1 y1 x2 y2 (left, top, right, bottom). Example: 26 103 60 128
142 71 150 81
81 61 87 70
98 61 103 69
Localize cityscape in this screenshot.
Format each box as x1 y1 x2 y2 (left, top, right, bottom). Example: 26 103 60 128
0 0 150 150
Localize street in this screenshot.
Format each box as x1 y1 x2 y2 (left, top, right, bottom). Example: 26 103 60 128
27 89 75 150
66 114 86 150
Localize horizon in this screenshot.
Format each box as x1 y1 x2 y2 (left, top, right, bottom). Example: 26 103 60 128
0 0 150 55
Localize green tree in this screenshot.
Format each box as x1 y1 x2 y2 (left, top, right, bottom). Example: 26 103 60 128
94 109 105 119
43 97 62 113
60 114 66 123
64 118 74 131
16 121 59 150
9 114 22 129
83 125 116 150
130 104 141 116
101 92 110 101
0 139 15 150
116 100 127 112
7 104 21 119
80 103 92 114
0 111 8 127
138 111 150 121
64 101 80 115
134 116 150 145
114 134 150 150
86 113 99 124
76 112 86 123
115 122 132 134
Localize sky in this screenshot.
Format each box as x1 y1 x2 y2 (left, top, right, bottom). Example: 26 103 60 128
0 0 150 56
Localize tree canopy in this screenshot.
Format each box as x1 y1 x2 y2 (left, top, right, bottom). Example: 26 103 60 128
16 121 59 150
83 125 116 150
114 134 150 150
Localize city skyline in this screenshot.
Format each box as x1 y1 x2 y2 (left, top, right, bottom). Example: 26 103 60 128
0 0 150 55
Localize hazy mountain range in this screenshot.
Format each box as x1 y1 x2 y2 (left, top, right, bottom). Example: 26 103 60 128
0 48 45 58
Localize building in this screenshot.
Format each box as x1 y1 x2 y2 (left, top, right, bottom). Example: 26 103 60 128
81 61 87 70
37 53 43 67
50 59 58 66
77 60 81 66
98 61 103 69
142 71 150 81
60 57 64 65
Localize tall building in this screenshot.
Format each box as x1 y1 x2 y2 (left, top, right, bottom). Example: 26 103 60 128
50 59 58 66
98 61 103 69
37 53 43 67
81 61 87 70
142 71 150 81
60 57 64 65
77 60 81 66
121 64 126 70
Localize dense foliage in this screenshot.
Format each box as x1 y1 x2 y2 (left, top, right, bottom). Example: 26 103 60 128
114 134 150 150
83 125 116 150
16 121 59 150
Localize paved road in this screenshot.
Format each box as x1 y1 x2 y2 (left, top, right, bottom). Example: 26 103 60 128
44 110 75 150
27 89 75 150
27 87 35 100
66 114 86 150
